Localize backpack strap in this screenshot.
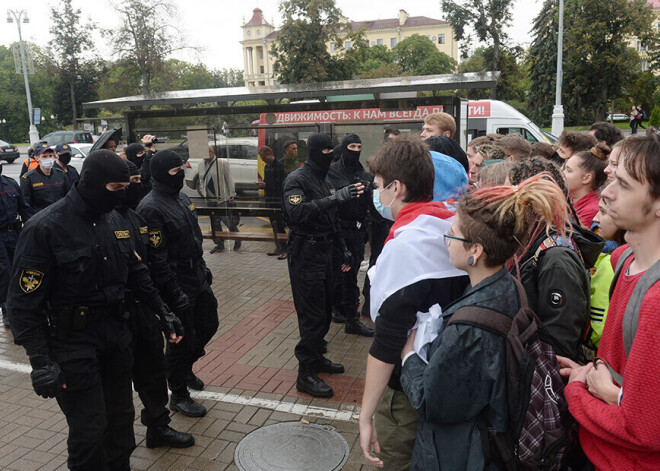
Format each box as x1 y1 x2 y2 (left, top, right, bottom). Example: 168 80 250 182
447 306 513 338
622 257 660 356
609 247 634 300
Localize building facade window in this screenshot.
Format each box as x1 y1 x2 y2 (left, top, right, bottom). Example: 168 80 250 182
438 34 445 44
641 60 649 71
259 48 264 59
247 30 251 37
391 37 397 48
345 41 352 50
331 43 336 52
260 65 264 73
377 38 383 45
257 29 261 36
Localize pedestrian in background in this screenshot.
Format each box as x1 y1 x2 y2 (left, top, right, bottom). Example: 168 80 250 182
258 145 287 258
54 143 80 186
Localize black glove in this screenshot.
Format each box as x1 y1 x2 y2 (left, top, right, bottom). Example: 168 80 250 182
343 249 353 266
204 267 213 285
29 354 65 399
170 288 191 314
156 304 185 339
334 184 359 203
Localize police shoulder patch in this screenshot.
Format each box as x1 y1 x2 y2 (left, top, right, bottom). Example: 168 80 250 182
115 230 130 239
20 269 44 294
288 195 302 205
188 203 196 211
139 226 148 235
148 231 162 248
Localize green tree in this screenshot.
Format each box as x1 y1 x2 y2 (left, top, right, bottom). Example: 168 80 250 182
271 0 365 83
210 68 245 88
108 0 186 95
393 34 456 75
49 0 95 129
460 46 526 101
442 0 514 98
648 105 660 128
527 0 557 126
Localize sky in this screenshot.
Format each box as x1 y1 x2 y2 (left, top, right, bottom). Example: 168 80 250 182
5 0 546 71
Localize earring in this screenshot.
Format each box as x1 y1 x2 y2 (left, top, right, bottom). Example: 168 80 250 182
467 256 475 267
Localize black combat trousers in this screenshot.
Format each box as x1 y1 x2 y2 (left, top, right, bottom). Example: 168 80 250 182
47 315 135 471
127 301 170 427
361 220 393 317
288 236 333 372
332 228 365 321
166 287 219 395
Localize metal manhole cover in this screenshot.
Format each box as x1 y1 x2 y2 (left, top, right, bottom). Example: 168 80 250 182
234 421 349 471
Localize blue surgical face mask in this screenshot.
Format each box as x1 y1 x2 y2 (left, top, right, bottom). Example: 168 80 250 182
373 182 395 221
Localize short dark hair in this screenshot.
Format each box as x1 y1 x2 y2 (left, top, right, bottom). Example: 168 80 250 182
530 142 556 160
589 122 624 147
498 134 532 161
258 145 274 157
283 140 297 150
468 135 493 149
559 131 597 153
509 156 568 196
368 136 434 203
384 127 400 140
620 134 660 200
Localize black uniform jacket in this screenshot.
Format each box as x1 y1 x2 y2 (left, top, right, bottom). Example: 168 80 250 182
7 185 163 348
20 166 71 212
136 184 209 299
326 159 371 226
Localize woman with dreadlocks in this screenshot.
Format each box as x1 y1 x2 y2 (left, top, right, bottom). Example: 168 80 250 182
507 157 604 361
399 174 570 470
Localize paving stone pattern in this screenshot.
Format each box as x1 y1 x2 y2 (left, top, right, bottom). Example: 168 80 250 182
0 239 375 470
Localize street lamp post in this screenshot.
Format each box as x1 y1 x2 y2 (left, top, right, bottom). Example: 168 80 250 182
7 9 39 145
1 120 6 142
551 0 565 137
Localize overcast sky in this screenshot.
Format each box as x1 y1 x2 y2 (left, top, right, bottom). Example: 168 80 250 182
6 0 545 71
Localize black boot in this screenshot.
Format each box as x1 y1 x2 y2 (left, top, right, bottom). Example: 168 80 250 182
185 372 205 391
146 425 195 449
317 357 345 374
319 339 328 354
345 318 375 337
170 393 207 417
331 307 346 323
296 371 334 398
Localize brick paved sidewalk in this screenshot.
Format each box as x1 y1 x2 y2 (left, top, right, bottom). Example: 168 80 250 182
0 238 375 470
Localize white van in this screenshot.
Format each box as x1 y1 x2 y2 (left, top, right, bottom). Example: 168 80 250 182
467 100 557 144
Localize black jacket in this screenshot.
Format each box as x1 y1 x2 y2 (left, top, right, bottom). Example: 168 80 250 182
512 223 604 359
326 159 371 227
136 183 209 300
20 167 70 213
282 160 341 238
7 186 163 352
263 159 286 199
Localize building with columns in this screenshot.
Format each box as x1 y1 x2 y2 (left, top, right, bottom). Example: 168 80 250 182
240 7 458 87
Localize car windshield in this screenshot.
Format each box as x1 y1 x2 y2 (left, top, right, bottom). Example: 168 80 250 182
0 140 9 146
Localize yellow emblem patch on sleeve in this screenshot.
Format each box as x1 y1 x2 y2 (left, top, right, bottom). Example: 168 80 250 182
139 226 148 235
288 195 302 205
32 182 44 188
114 230 130 239
148 231 162 248
188 203 196 211
19 269 44 294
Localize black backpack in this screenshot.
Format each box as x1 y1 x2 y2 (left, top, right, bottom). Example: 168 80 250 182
448 278 577 471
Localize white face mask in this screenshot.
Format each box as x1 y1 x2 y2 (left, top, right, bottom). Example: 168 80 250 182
40 158 56 169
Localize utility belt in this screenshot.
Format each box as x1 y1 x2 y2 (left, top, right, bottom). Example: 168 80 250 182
48 302 127 340
174 258 202 271
0 222 22 232
339 220 365 231
289 232 334 256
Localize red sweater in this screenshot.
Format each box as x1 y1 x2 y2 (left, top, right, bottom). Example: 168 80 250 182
564 245 660 470
574 190 600 228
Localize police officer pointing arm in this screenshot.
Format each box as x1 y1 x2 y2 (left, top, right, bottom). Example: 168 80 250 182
283 133 364 398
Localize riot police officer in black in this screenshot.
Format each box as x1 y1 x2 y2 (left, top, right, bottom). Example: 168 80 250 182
326 134 375 337
283 133 364 398
118 160 194 448
7 150 184 471
137 150 219 417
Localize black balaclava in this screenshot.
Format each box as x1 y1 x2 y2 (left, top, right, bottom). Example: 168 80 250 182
341 133 362 169
150 150 184 194
332 144 342 163
306 133 334 175
125 143 146 168
425 135 469 173
58 153 72 166
124 159 149 210
77 150 130 214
